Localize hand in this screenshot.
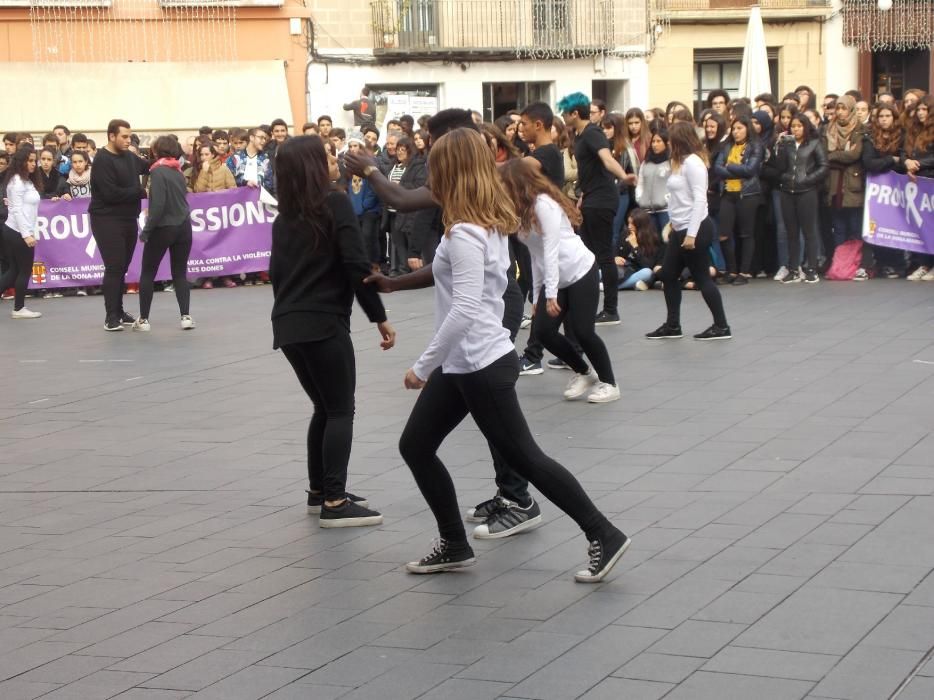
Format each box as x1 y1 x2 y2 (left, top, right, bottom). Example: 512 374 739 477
404 368 426 390
62 194 72 201
377 320 396 350
344 152 378 177
681 236 696 250
576 195 583 210
247 180 259 188
546 298 561 318
407 257 423 270
625 173 637 186
363 271 395 293
614 256 626 266
906 159 920 174
24 235 37 248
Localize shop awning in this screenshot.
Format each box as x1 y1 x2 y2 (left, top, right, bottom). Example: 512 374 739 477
0 60 293 136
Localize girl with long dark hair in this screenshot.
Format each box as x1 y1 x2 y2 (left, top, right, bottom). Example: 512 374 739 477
625 107 652 164
399 128 630 582
38 148 66 199
713 115 764 285
602 113 638 249
0 145 44 319
904 95 934 280
862 104 906 278
271 135 396 527
499 158 619 403
133 136 195 332
636 130 671 235
774 115 829 283
703 112 728 274
616 207 661 290
646 122 730 341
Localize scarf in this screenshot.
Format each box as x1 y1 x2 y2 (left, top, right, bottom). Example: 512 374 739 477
645 147 670 164
826 95 858 152
150 157 182 173
67 167 91 188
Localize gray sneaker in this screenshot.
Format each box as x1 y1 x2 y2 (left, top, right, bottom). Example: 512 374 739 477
473 498 542 539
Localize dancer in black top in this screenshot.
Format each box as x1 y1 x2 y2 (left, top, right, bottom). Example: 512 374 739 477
89 119 149 331
558 93 631 326
271 135 396 528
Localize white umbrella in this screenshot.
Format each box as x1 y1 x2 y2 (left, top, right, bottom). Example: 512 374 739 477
739 6 771 100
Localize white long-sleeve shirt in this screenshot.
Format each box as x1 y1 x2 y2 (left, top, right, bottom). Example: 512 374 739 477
517 195 595 305
6 175 40 238
666 153 708 237
412 223 515 381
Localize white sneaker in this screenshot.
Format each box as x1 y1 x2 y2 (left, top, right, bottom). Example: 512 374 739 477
922 269 934 281
75 289 88 297
587 382 620 403
132 318 151 332
773 266 789 282
11 307 41 319
634 280 649 291
180 315 196 330
907 266 929 281
563 370 596 400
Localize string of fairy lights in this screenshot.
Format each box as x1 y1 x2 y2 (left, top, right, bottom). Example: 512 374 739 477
26 0 238 63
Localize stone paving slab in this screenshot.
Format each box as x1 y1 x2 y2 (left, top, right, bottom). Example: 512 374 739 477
1 280 933 699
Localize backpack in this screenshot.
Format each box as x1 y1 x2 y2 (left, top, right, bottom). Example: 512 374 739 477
825 239 863 281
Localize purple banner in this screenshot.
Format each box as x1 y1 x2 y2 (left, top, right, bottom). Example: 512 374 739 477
31 187 275 289
862 171 934 254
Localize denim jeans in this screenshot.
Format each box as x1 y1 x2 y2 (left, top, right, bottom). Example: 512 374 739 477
618 267 653 289
611 192 631 251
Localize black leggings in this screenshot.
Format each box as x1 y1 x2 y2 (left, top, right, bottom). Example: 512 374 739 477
90 214 137 320
534 264 615 385
281 329 356 501
579 207 618 315
658 218 728 329
0 225 36 311
781 189 820 272
399 352 614 544
718 192 760 275
139 221 192 319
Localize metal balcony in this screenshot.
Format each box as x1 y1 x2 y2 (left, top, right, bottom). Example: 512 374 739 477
370 0 652 58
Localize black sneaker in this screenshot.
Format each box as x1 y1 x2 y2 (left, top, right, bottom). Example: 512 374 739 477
466 495 501 523
694 324 732 340
405 539 476 574
120 311 137 325
546 357 570 370
307 490 369 514
519 355 543 376
574 530 631 583
804 269 820 284
645 324 683 339
104 317 124 332
732 274 749 286
594 311 621 326
319 500 383 528
882 266 900 279
473 498 543 540
781 269 801 284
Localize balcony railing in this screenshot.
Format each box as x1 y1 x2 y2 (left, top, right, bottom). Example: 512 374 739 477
660 0 829 10
370 0 651 57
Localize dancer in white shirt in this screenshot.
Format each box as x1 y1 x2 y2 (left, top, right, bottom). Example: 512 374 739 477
398 128 630 583
1 145 43 319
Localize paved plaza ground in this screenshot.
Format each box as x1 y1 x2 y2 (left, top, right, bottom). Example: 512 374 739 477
1 279 933 700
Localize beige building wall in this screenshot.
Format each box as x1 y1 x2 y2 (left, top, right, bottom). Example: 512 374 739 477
647 20 827 108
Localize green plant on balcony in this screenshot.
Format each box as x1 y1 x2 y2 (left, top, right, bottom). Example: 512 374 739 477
372 0 413 49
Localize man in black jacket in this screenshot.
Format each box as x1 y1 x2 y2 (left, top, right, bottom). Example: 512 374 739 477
89 119 148 331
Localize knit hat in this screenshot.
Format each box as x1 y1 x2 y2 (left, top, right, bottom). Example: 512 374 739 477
347 137 365 147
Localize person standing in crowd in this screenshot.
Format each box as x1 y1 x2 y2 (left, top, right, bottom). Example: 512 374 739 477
500 158 620 404
559 92 630 326
64 151 92 200
398 128 630 581
38 147 66 199
88 119 147 331
387 137 427 276
770 114 828 284
904 95 934 281
713 115 764 285
589 99 607 125
227 128 271 189
271 135 395 527
862 103 906 278
192 142 235 193
626 108 652 164
636 129 671 235
703 112 729 276
708 89 730 117
134 136 195 332
346 138 383 271
824 95 870 279
646 122 730 341
343 86 376 127
616 207 662 291
602 113 639 250
0 145 43 319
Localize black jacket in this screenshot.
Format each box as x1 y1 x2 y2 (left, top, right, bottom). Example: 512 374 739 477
270 191 386 348
713 138 765 197
902 141 934 179
390 156 429 257
770 137 829 194
861 133 905 174
39 168 67 199
617 239 660 271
